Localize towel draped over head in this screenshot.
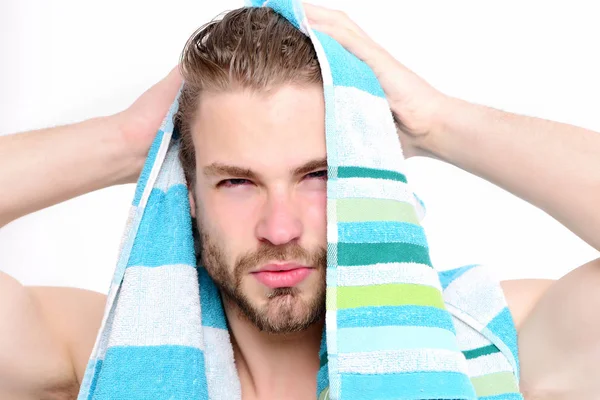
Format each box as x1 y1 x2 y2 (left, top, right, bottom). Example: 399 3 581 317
78 0 523 398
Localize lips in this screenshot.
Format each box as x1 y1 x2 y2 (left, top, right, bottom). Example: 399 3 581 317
252 263 313 289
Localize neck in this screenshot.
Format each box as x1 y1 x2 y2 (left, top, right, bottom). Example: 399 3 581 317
223 298 323 400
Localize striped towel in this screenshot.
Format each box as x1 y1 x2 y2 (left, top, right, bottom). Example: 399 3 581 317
77 0 523 399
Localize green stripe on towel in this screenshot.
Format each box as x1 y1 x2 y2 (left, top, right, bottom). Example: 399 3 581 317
334 198 420 224
337 242 431 266
338 166 407 183
331 284 446 309
471 371 520 397
462 344 501 360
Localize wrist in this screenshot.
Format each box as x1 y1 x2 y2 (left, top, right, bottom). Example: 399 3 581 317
102 114 146 185
412 95 468 161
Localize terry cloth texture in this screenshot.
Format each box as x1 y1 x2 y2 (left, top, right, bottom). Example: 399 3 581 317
77 0 523 399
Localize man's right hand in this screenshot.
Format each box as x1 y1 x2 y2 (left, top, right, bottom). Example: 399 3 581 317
0 67 182 227
114 67 183 183
0 69 181 398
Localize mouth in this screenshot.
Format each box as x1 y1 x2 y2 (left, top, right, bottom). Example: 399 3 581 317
251 263 313 289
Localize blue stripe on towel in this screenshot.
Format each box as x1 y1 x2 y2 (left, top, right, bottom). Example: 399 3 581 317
198 267 229 329
255 0 301 29
338 326 460 353
337 305 456 331
92 345 208 400
313 31 386 98
338 221 427 246
486 307 520 375
128 185 196 268
340 371 477 400
83 359 103 400
438 264 479 290
317 361 330 398
479 394 524 400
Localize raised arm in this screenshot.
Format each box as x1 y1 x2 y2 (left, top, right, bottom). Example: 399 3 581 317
423 98 600 251
0 68 181 398
305 4 600 251
0 68 181 228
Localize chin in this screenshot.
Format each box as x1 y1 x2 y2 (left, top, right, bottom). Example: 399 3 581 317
247 286 325 334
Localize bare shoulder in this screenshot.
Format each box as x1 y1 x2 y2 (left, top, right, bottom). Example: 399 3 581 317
0 271 106 399
502 258 600 399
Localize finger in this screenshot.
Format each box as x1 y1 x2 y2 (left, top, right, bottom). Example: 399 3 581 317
161 66 183 94
314 24 370 59
309 20 384 66
303 3 368 39
128 66 182 121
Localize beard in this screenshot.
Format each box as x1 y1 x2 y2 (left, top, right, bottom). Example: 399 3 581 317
196 222 327 334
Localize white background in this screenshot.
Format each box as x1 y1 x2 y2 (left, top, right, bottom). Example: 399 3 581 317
1 0 598 294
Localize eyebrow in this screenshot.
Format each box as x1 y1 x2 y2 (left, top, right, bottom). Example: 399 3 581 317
203 164 257 180
203 157 328 180
292 157 328 177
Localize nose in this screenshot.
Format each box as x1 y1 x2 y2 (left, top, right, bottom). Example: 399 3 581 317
255 191 303 246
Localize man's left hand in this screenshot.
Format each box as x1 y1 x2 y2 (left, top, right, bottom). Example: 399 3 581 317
304 3 447 158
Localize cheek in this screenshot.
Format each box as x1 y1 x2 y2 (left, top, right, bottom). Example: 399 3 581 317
301 189 327 240
202 188 262 251
210 189 261 227
196 215 238 273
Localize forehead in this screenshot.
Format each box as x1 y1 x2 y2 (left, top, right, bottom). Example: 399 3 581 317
191 85 326 170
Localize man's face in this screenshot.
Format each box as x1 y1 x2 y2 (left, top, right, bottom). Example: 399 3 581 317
189 85 327 334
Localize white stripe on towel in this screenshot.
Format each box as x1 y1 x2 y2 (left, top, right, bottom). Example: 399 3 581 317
338 348 469 374
107 265 203 350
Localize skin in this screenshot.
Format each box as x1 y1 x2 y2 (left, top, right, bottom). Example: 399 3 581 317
1 4 600 400
191 87 328 337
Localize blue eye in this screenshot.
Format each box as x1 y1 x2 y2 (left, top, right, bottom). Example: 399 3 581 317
218 179 251 187
306 170 328 180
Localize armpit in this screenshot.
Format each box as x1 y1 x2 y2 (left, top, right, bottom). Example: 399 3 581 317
500 279 554 330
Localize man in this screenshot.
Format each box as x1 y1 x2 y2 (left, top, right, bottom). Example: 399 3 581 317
0 4 599 400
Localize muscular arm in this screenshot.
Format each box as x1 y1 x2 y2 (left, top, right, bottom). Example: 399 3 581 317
305 4 600 250
501 258 600 399
0 272 77 398
0 272 107 398
0 67 181 228
425 99 600 397
0 69 180 397
0 117 141 228
422 98 600 251
411 43 600 400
